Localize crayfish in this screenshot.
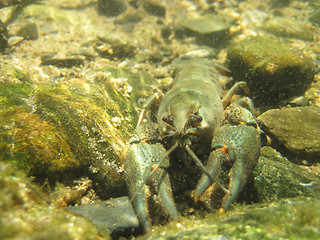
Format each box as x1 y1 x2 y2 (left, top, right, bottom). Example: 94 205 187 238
125 57 261 232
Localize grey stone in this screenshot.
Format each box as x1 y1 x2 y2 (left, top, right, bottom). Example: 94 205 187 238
178 14 234 47
67 197 140 237
252 146 320 203
257 107 320 161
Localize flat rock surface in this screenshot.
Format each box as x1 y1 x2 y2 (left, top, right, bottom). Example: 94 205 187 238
67 196 140 238
257 107 320 161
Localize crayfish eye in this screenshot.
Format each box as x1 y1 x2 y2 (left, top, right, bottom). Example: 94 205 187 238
196 116 203 123
162 116 168 122
162 115 174 125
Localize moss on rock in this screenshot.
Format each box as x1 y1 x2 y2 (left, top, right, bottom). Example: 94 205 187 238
0 162 111 240
227 36 314 108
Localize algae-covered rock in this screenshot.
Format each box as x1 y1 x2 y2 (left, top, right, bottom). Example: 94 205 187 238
0 66 158 198
227 36 314 107
257 107 320 161
178 14 234 47
142 0 166 18
40 57 85 68
0 162 111 240
261 17 314 41
251 146 320 203
16 21 39 40
309 10 320 26
138 196 320 239
0 84 80 178
0 19 8 53
94 37 136 60
97 0 127 17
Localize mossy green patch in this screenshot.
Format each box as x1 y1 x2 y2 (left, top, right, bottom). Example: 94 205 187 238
140 197 320 239
227 36 314 107
0 84 80 176
0 162 111 240
252 147 320 203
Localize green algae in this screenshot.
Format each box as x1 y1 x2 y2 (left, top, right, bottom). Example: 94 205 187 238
0 162 111 240
227 36 314 107
252 146 320 203
0 84 81 177
0 66 158 198
139 197 320 239
261 17 314 41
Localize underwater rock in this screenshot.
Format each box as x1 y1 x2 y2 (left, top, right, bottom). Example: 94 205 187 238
309 10 320 26
178 14 234 47
97 0 127 17
94 37 136 60
67 196 140 238
40 57 85 68
137 196 320 239
0 0 35 8
16 21 39 40
227 36 314 107
257 107 320 161
0 66 158 198
269 0 292 8
0 162 111 240
0 84 82 179
142 0 166 18
0 19 8 53
251 146 320 203
261 17 314 41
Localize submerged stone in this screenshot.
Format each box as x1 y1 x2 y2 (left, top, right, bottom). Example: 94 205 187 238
251 146 320 203
261 17 314 41
40 57 85 68
142 0 166 18
138 196 320 239
16 21 39 40
0 162 111 240
227 36 314 107
94 37 136 60
67 196 140 238
0 19 8 53
257 107 320 161
0 66 158 198
97 0 127 17
178 14 234 47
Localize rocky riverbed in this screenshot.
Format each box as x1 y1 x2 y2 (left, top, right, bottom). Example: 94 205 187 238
1 0 320 239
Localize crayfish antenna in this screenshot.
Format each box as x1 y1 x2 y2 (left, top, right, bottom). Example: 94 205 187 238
185 145 230 195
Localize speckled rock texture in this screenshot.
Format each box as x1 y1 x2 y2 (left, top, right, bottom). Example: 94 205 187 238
257 107 320 161
227 36 315 107
0 19 8 52
251 146 320 202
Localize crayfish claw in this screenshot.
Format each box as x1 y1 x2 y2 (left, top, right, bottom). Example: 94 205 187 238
194 123 260 211
192 150 225 202
135 187 152 232
125 121 179 232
